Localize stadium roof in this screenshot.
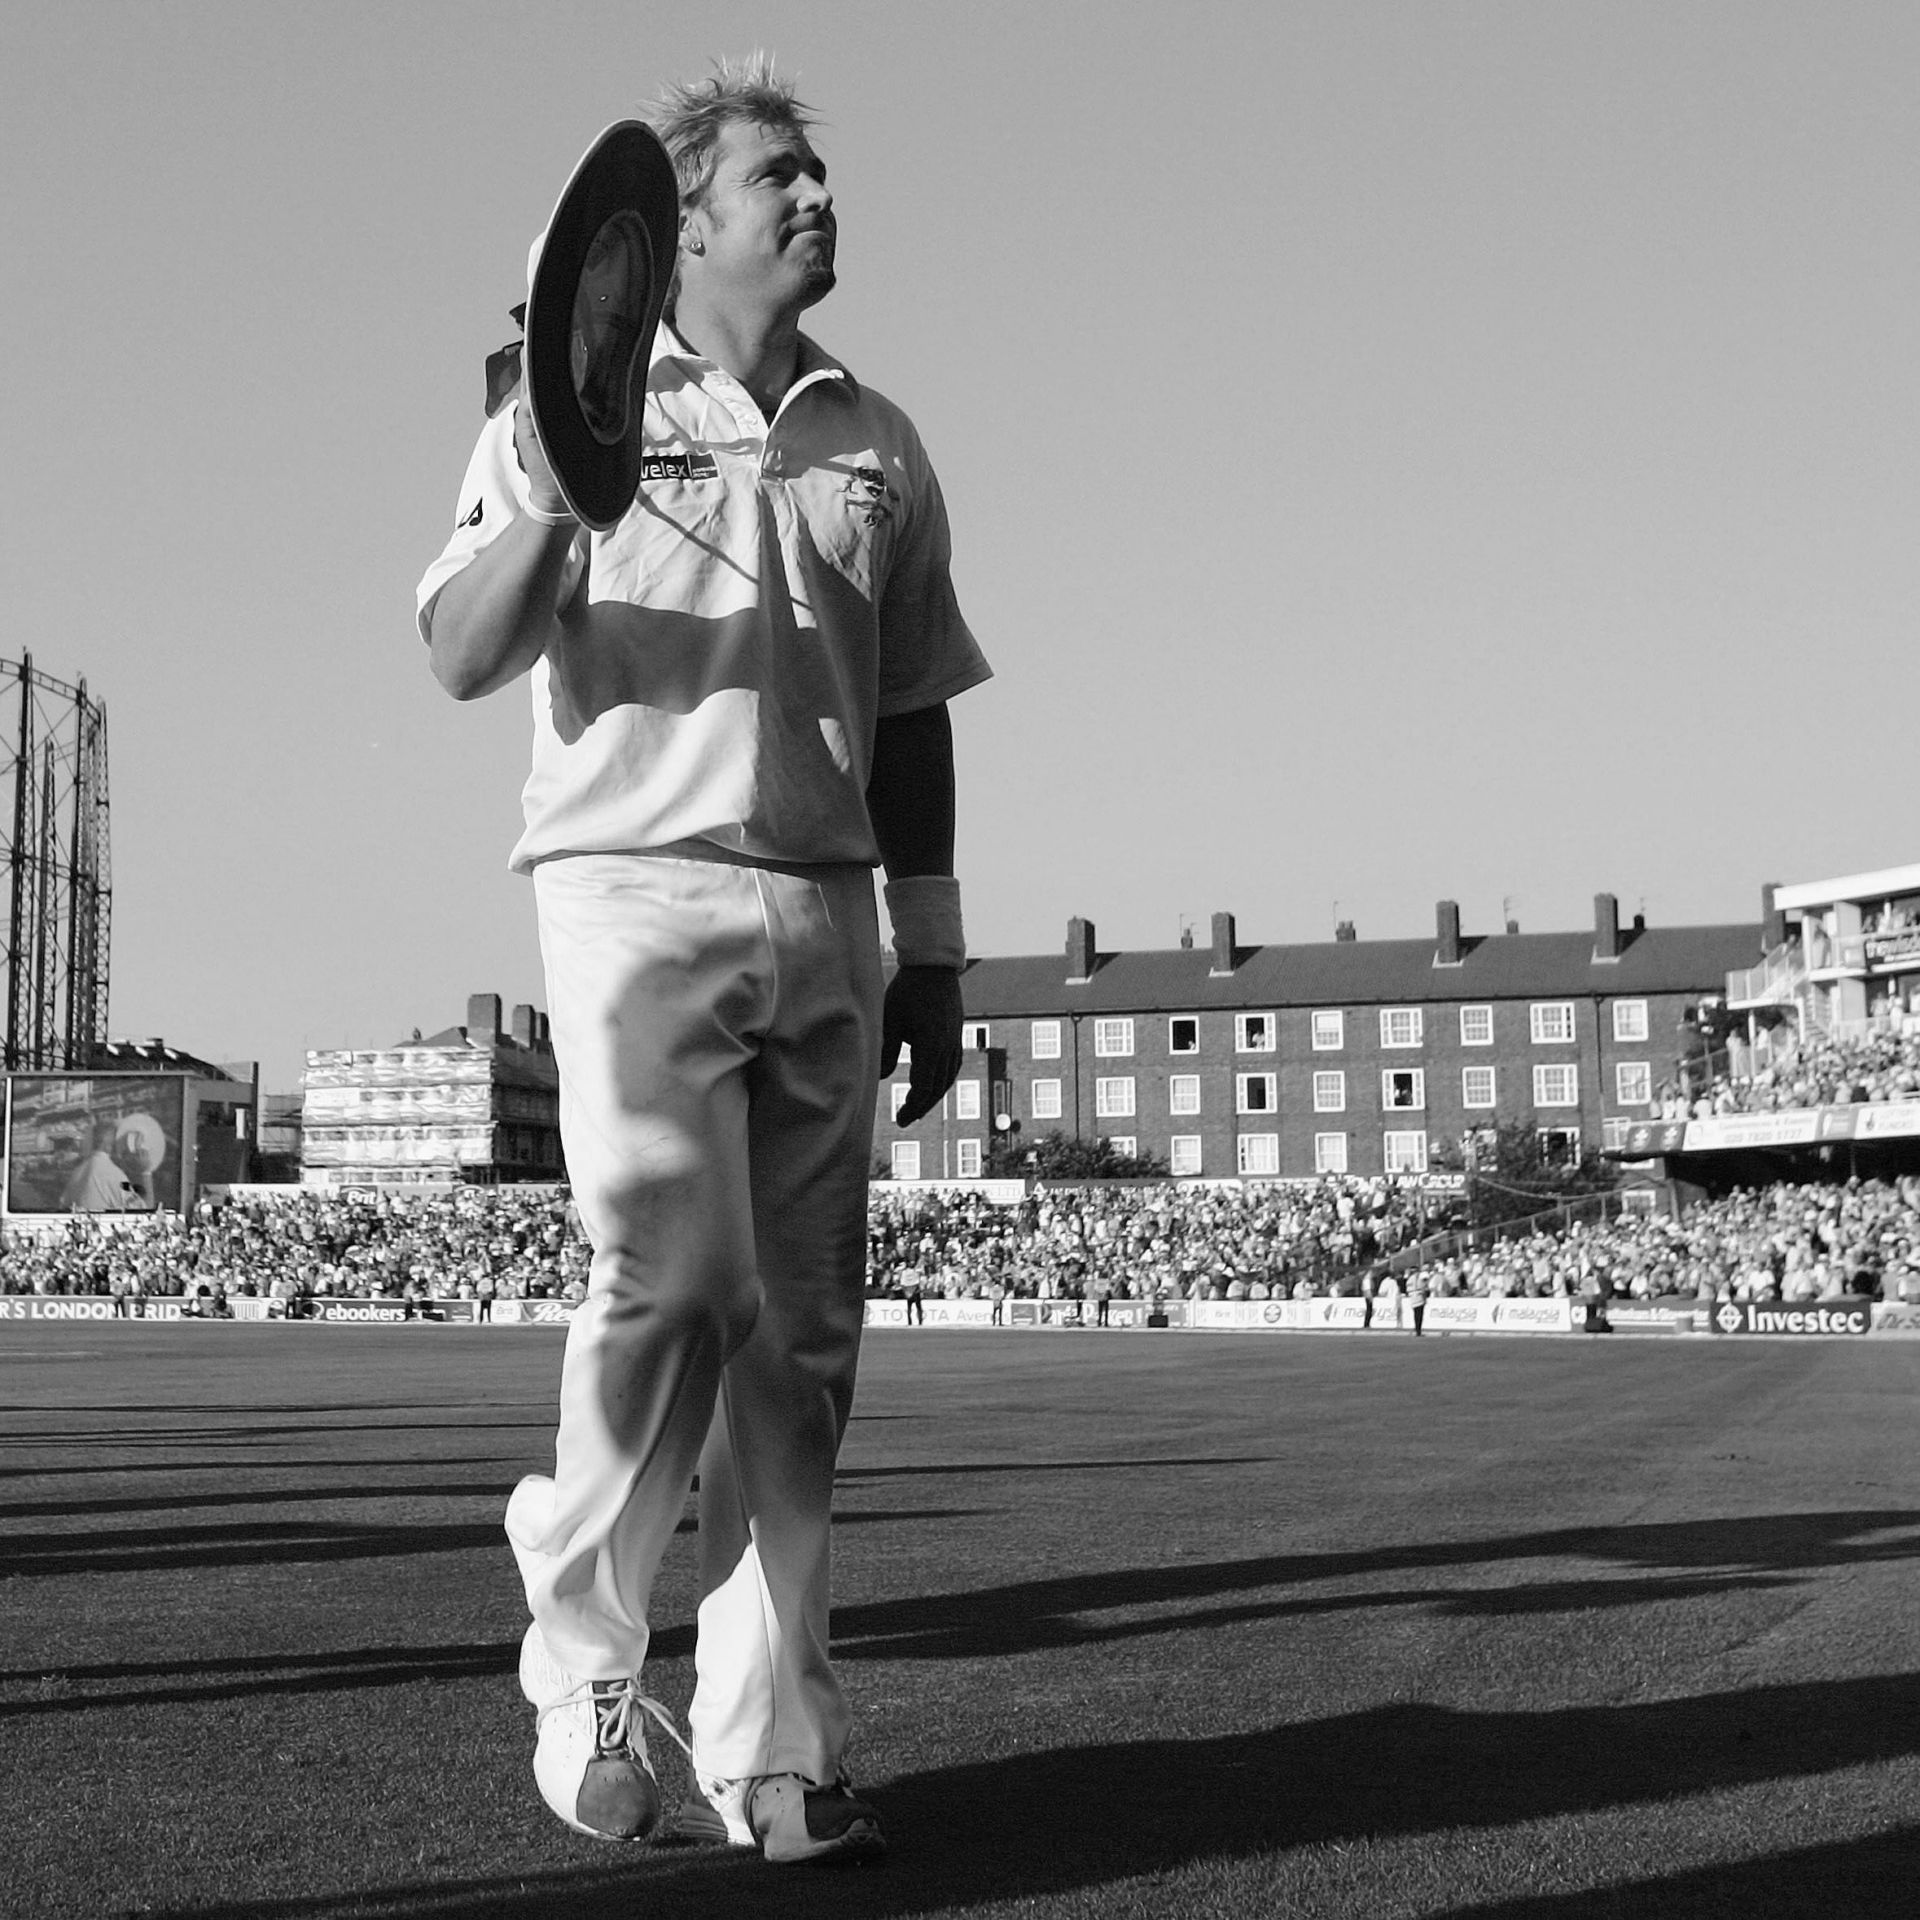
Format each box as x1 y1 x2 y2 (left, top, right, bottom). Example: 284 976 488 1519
955 922 1764 1018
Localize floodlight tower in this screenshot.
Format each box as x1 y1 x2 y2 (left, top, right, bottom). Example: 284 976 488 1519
0 653 111 1069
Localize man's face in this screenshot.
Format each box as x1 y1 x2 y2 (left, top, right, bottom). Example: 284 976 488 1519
687 118 836 314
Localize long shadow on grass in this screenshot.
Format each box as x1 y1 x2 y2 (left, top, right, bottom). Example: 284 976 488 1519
830 1507 1920 1660
136 1674 1920 1919
1431 1822 1920 1919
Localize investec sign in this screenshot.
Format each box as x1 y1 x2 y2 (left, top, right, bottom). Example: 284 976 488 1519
1709 1301 1871 1337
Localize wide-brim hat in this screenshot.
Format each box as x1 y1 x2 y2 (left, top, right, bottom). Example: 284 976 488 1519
524 121 680 532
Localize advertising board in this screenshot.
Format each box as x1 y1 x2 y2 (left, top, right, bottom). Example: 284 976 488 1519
1707 1300 1871 1337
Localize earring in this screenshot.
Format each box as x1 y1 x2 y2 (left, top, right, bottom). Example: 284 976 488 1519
687 236 704 255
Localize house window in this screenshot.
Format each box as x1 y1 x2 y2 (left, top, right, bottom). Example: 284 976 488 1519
1383 1129 1429 1174
1108 1136 1137 1159
1602 1117 1633 1152
1169 1074 1201 1115
961 1022 989 1051
1168 1016 1199 1054
1095 1077 1135 1118
1382 1068 1425 1111
1462 1125 1497 1169
1169 1135 1203 1176
890 1140 920 1180
953 1079 981 1120
1030 1079 1062 1121
1462 1066 1496 1109
1235 1012 1276 1052
1094 1018 1134 1058
1613 1000 1649 1043
1311 1010 1344 1051
1380 1007 1424 1048
1313 1132 1349 1174
955 1138 982 1178
1031 1020 1061 1060
1237 1133 1280 1176
889 1082 910 1120
1313 1071 1346 1113
1530 1002 1576 1044
1237 1072 1277 1114
1533 1064 1579 1107
1459 1005 1493 1046
1615 1062 1652 1107
1538 1126 1581 1165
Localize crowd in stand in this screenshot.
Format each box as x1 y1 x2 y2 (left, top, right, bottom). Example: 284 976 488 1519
1659 1021 1920 1118
4 1170 1918 1315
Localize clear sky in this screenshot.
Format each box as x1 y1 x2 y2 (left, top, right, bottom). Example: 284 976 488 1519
4 3 1915 1092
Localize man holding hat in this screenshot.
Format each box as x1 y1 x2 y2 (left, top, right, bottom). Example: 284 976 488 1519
416 57 987 1865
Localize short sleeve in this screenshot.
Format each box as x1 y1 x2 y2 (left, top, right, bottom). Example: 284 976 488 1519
415 403 586 641
873 425 991 717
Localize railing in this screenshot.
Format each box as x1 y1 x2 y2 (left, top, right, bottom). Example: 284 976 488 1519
1354 1187 1652 1285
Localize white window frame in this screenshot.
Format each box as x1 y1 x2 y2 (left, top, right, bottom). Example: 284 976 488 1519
1030 1078 1062 1121
1312 1070 1346 1113
1530 1002 1576 1045
1459 1004 1493 1047
1533 1064 1579 1107
1381 1067 1426 1111
1601 1117 1633 1153
1383 1129 1429 1174
1236 1072 1278 1115
962 1021 990 1051
1313 1132 1349 1174
1169 1135 1203 1177
1107 1136 1137 1160
890 1140 921 1180
889 1082 910 1120
1235 1012 1277 1053
953 1079 981 1121
1311 1010 1344 1051
1615 1061 1652 1107
1461 1065 1497 1109
954 1138 983 1178
1237 1133 1280 1177
1168 1074 1201 1116
1031 1020 1062 1060
1095 1076 1135 1118
1094 1017 1135 1058
1380 1007 1424 1048
1538 1125 1582 1165
1612 1000 1650 1043
1168 1016 1199 1055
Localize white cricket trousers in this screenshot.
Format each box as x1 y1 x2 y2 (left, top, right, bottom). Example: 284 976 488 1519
506 851 881 1785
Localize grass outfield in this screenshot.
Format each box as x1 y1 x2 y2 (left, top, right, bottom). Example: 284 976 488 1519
4 1326 1920 1918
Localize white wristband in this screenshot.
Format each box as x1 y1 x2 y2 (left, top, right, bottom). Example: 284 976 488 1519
522 499 578 527
884 875 965 970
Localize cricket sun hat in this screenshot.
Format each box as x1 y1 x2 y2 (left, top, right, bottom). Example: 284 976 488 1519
523 121 680 532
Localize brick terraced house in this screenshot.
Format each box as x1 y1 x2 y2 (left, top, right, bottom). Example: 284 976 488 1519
877 894 1764 1182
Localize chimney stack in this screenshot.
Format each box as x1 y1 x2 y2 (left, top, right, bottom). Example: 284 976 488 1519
1210 911 1237 976
1065 916 1096 983
1593 892 1621 961
466 992 503 1045
1334 920 1357 943
511 1003 537 1048
1435 899 1462 966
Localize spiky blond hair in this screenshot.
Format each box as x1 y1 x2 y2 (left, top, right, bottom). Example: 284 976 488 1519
650 53 822 209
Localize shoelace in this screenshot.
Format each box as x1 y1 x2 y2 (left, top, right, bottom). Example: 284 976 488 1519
541 1678 692 1765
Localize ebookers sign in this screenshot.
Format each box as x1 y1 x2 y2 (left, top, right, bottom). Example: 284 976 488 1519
313 1299 411 1325
1709 1301 1871 1337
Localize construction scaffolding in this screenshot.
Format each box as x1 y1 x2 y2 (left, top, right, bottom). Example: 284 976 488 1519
0 654 110 1070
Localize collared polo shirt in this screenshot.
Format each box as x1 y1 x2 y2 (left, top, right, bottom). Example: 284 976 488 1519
418 326 989 873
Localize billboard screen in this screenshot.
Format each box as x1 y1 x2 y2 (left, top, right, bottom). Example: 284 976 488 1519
5 1074 188 1214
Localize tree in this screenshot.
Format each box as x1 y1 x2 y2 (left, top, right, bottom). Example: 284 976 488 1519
1431 1119 1618 1231
993 1129 1170 1181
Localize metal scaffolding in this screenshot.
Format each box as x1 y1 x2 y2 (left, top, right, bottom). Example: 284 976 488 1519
0 654 110 1070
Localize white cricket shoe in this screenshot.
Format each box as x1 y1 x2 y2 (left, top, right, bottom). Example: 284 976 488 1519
679 1768 887 1865
518 1623 686 1842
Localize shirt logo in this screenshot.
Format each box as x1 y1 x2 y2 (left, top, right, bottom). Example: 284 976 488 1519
846 465 893 526
460 498 483 529
641 451 720 483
